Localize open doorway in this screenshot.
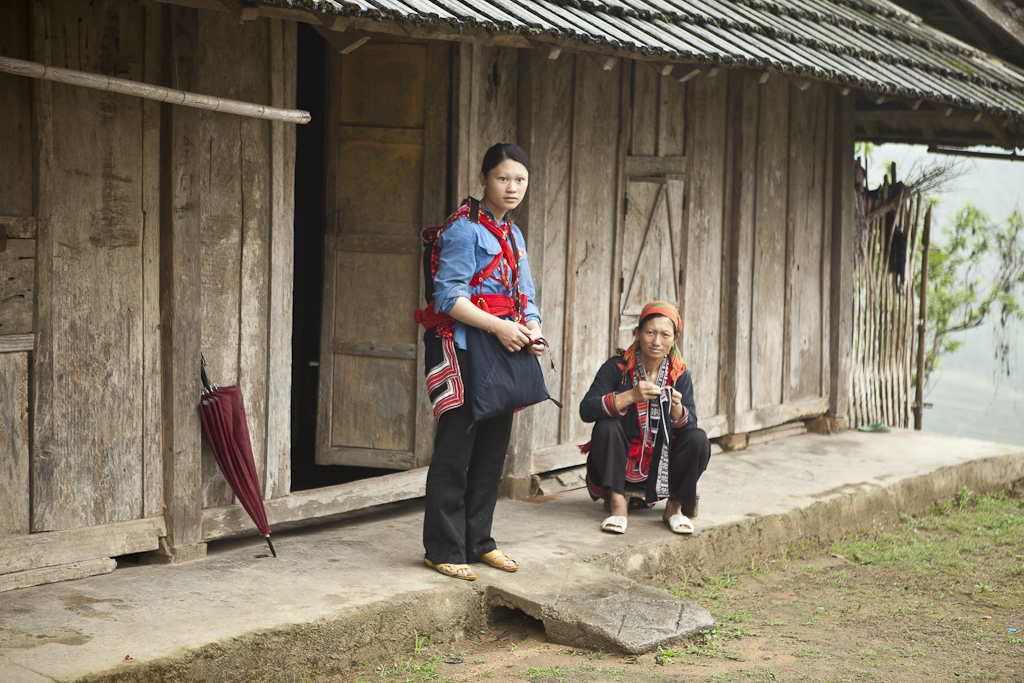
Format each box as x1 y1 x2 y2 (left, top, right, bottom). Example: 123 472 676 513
290 23 398 491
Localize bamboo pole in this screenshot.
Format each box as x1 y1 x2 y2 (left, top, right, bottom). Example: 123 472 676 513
914 205 932 430
0 55 311 124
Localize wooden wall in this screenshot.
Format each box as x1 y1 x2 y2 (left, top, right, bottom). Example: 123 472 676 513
454 52 849 478
0 0 296 582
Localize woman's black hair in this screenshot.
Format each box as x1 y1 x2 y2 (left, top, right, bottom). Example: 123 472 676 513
480 143 531 222
637 312 678 335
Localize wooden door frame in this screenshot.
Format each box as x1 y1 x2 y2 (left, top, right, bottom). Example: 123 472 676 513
316 38 450 471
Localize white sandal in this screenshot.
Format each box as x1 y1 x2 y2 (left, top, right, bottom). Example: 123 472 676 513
665 513 694 535
601 515 628 534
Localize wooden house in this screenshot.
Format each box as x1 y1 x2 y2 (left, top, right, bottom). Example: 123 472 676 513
1 0 1022 589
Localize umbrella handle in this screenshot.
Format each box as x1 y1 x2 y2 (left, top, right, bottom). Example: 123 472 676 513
264 534 277 558
201 356 213 393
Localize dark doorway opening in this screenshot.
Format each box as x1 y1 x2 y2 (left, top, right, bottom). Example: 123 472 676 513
290 24 398 491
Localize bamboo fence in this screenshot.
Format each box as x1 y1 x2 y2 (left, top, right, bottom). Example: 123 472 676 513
850 178 923 430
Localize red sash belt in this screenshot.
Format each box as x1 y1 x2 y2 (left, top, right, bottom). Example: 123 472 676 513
415 293 527 330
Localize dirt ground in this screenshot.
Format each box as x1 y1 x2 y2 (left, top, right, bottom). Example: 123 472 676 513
324 488 1024 683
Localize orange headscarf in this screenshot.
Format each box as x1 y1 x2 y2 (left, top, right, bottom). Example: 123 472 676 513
620 301 686 384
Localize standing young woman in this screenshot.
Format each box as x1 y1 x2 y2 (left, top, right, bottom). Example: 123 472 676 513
415 143 545 580
579 301 711 535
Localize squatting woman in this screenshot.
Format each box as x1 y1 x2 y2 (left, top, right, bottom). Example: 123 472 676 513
579 301 711 535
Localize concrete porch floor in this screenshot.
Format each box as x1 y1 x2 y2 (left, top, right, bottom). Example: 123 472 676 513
1 430 1022 682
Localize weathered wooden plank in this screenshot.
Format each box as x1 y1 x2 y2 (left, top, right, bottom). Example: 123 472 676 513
142 2 163 518
608 63 631 356
658 73 686 157
750 76 790 410
784 83 826 403
565 57 620 444
820 85 835 401
724 72 760 428
0 335 33 353
33 0 147 531
0 216 36 238
339 126 424 146
630 61 658 157
331 355 416 452
680 74 727 421
196 13 273 508
159 3 205 553
829 93 855 422
265 17 297 499
559 54 584 445
319 446 417 469
333 340 416 359
415 41 450 468
535 55 574 450
336 233 421 254
624 156 686 176
465 45 518 197
528 443 586 475
0 352 30 536
202 467 429 540
0 0 33 219
451 43 472 208
0 558 116 593
0 517 165 575
29 0 55 519
0 239 34 336
506 48 549 472
746 421 807 447
733 397 827 434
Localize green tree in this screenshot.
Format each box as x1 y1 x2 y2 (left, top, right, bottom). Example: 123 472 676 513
923 203 1024 385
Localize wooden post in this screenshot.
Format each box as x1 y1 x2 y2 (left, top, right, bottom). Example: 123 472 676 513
152 3 205 563
913 205 932 430
29 0 55 532
558 54 583 444
828 92 855 426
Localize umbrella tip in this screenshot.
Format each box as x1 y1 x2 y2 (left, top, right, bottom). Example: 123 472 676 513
264 534 277 558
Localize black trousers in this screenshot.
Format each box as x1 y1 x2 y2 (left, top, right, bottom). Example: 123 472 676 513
423 381 514 565
586 418 711 510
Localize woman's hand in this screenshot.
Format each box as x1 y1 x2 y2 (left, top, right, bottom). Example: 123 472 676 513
525 321 545 357
492 318 534 353
669 387 684 423
631 380 662 404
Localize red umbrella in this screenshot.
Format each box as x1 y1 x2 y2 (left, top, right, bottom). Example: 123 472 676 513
199 360 276 557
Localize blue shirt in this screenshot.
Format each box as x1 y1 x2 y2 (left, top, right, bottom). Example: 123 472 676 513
433 207 542 350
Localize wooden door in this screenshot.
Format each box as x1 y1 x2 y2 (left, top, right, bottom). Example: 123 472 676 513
617 178 685 350
317 39 449 469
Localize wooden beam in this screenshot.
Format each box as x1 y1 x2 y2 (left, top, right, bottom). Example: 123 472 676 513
0 334 33 353
29 0 56 534
559 54 584 443
202 468 429 540
785 73 811 90
1 558 116 593
588 52 617 71
0 55 311 124
313 23 370 55
527 39 562 60
732 397 828 434
829 92 855 424
645 61 673 76
265 19 296 498
217 0 259 22
624 155 687 176
677 66 701 83
0 517 165 575
156 4 205 561
928 145 1023 162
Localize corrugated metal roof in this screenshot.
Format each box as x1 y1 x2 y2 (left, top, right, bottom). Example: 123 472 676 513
272 0 1024 119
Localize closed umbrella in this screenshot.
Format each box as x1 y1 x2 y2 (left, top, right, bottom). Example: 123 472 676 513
199 359 276 557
